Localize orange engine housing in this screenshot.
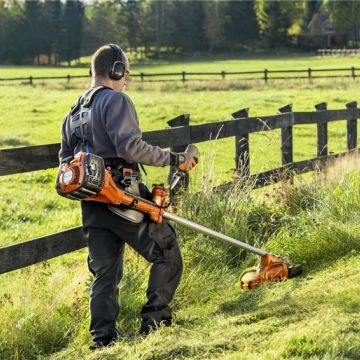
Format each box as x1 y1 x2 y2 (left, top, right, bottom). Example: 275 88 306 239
240 254 289 290
56 152 165 223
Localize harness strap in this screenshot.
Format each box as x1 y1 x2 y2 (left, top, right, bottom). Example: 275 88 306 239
82 86 109 108
69 86 109 150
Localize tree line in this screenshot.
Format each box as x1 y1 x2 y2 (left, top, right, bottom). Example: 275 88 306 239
0 0 359 65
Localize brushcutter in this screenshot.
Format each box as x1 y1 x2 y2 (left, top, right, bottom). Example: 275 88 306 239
56 145 302 290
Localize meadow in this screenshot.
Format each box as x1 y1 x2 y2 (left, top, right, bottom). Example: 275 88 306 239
1 53 360 359
1 52 360 78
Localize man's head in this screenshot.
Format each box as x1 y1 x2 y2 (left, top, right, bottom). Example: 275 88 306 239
90 44 130 91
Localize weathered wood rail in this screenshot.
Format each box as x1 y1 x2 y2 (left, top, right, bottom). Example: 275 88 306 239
0 66 359 85
0 102 358 274
318 49 360 57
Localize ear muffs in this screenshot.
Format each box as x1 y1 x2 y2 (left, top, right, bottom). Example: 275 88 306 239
89 44 126 80
109 60 125 81
108 44 126 81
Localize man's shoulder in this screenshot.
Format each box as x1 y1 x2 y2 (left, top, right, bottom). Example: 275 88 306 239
96 88 133 107
99 88 130 101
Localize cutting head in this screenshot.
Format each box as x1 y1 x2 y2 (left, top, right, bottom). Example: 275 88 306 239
240 254 303 290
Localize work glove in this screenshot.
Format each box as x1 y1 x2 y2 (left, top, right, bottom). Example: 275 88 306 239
170 144 199 172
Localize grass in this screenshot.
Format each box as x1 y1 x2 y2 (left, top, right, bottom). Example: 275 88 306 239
1 55 360 358
0 76 357 248
1 52 360 78
1 155 360 359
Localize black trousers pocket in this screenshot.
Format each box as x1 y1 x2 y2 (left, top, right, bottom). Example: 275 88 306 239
149 220 177 250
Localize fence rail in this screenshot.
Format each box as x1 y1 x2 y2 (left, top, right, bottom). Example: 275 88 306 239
1 66 360 84
0 101 358 274
318 49 360 56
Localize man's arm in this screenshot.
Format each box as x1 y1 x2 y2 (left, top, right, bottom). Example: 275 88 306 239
105 92 171 167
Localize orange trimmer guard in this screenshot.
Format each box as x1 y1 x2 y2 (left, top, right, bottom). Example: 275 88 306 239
240 254 289 290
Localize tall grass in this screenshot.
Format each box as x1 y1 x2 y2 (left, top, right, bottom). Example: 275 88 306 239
1 154 360 359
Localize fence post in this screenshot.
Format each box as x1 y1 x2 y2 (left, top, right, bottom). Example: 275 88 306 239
346 101 357 150
264 69 268 83
140 72 144 82
67 75 71 83
221 71 226 80
232 108 250 177
308 68 312 81
315 102 328 157
29 76 33 85
351 67 356 80
167 114 191 190
279 104 293 165
182 71 186 83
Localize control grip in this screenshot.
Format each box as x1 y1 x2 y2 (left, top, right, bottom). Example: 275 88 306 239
184 144 199 162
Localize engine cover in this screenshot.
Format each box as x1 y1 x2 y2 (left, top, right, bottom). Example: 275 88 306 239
56 152 105 200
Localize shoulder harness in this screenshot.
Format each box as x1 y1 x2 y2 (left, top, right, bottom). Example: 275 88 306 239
69 86 109 151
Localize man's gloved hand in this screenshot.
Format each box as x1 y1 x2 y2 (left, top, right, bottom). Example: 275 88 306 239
170 150 198 172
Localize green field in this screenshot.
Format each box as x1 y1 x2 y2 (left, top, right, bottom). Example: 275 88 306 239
0 78 357 248
1 54 360 359
1 52 360 78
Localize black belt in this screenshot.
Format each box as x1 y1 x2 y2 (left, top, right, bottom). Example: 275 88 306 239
103 157 138 171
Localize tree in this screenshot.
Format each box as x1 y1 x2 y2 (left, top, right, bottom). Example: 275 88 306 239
203 1 228 53
22 0 43 63
5 1 27 64
0 0 10 63
62 0 84 65
40 0 62 64
120 0 143 53
137 1 155 56
326 0 360 46
255 0 292 48
82 0 124 56
224 0 259 50
165 0 206 53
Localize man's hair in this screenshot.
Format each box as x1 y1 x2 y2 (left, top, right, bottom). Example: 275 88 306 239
91 45 119 78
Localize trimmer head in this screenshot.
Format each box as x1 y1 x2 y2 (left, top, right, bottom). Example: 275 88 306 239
240 254 303 290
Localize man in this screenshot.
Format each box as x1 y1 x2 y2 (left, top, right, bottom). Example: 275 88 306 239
59 44 197 349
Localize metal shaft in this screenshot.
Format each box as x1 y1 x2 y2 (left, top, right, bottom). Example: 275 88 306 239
163 211 268 257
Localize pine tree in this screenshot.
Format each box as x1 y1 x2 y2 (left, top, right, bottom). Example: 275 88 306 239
62 0 84 65
256 0 292 48
0 0 9 62
224 0 259 50
165 0 206 53
40 0 62 64
23 0 43 63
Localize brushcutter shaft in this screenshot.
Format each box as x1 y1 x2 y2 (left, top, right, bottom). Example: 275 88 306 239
163 211 268 257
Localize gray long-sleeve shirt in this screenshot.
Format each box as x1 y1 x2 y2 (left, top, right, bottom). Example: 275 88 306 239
59 88 171 166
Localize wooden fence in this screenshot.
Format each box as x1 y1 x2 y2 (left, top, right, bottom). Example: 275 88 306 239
0 66 360 85
0 101 359 274
318 49 360 57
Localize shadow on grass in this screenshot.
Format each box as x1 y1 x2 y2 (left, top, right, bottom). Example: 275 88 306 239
216 279 303 318
0 137 31 148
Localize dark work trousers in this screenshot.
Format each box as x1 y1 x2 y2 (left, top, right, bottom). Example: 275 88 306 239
81 201 183 342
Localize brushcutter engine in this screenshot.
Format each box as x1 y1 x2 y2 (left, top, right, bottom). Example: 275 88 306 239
56 151 174 223
56 152 105 200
